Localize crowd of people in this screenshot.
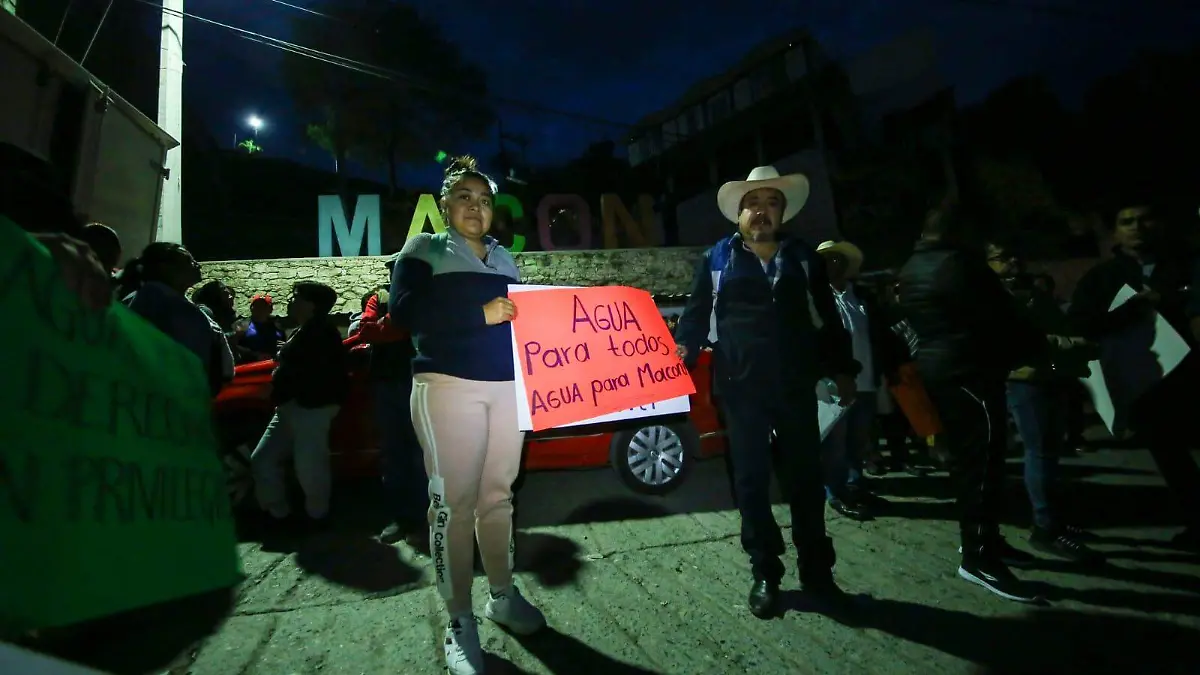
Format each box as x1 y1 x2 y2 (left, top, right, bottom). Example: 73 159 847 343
6 136 1200 675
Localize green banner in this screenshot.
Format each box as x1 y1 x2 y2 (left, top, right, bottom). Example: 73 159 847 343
0 218 242 636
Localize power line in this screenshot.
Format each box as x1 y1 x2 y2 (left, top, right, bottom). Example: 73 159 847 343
946 0 1193 23
127 0 647 135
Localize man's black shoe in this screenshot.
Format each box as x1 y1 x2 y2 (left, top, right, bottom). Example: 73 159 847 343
958 556 1043 603
1030 526 1106 566
848 486 889 510
747 578 780 619
1170 527 1200 553
829 498 871 521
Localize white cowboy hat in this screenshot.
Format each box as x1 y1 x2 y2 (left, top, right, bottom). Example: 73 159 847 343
816 240 864 278
716 165 811 224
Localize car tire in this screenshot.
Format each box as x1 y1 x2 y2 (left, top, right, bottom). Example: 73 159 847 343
216 411 272 511
609 420 699 496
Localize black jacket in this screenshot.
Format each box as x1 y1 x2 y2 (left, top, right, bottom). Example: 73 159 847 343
1068 247 1194 345
272 316 350 408
1005 276 1095 380
674 233 857 397
897 239 1046 385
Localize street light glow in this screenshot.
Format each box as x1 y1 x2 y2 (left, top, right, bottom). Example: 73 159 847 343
247 115 264 130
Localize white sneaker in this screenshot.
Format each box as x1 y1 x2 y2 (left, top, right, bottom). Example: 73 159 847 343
484 585 546 635
444 617 484 675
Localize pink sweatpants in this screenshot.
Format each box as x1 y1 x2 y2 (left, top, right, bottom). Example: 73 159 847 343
410 373 525 614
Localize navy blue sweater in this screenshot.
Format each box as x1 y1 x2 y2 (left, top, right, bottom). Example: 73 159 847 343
389 231 521 382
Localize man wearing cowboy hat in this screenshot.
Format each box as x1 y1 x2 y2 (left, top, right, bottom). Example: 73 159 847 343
816 240 910 522
674 166 860 618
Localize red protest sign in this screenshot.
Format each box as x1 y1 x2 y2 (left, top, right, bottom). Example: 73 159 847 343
509 286 696 431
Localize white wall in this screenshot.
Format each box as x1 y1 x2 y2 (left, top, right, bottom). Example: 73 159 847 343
674 148 839 247
0 10 172 259
0 28 62 161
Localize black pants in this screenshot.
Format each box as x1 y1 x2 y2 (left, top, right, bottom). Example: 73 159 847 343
925 377 1009 549
720 388 833 584
1132 355 1200 529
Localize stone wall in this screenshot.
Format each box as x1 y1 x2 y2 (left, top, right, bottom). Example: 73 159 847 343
199 247 707 315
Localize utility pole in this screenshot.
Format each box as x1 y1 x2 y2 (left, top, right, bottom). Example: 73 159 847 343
156 0 184 243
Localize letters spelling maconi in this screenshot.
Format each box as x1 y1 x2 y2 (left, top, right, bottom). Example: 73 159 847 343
0 220 240 634
509 286 695 431
317 192 658 257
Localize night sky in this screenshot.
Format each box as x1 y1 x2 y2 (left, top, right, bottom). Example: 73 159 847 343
182 0 1198 190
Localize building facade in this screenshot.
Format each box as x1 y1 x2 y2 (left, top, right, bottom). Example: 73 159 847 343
626 28 951 253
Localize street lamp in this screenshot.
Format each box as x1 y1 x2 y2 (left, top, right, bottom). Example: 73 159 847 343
247 115 264 137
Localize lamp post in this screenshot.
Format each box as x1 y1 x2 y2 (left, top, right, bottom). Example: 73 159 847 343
235 114 266 146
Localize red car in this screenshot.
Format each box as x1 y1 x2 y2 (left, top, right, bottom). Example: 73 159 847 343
213 321 727 507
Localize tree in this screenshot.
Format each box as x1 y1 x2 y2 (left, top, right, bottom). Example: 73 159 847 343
282 0 495 192
238 139 263 154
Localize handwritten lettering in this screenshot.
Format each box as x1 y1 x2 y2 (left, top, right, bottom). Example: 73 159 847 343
589 373 633 407
522 340 592 377
636 361 688 387
512 286 695 430
571 296 644 334
605 334 671 359
0 452 39 522
530 384 585 416
24 348 210 447
1 451 226 525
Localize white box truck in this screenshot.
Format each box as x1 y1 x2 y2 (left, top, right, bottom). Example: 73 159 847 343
0 9 177 257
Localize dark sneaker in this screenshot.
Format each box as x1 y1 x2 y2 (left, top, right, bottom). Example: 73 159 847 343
305 515 333 533
747 578 780 619
829 497 872 521
1030 526 1106 566
864 460 889 477
1170 528 1200 553
958 556 1043 603
378 522 408 544
958 539 1037 569
1061 524 1098 541
848 486 889 510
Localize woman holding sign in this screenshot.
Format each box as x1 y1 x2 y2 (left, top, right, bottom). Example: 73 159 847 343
389 156 544 675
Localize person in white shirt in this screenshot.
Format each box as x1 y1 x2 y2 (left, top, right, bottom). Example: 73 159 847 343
817 240 909 521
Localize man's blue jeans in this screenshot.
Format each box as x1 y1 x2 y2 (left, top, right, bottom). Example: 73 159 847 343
821 394 875 501
374 378 428 525
1006 380 1065 530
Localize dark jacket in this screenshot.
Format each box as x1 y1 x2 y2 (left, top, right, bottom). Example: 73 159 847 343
241 319 285 357
359 293 416 383
897 239 1046 385
674 233 858 397
1068 247 1194 345
271 316 349 408
390 231 521 383
1005 275 1095 380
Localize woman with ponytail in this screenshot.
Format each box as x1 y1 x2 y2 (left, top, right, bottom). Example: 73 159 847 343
389 156 543 674
120 242 232 395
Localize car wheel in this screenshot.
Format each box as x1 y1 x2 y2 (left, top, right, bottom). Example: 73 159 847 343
609 420 699 496
217 412 272 511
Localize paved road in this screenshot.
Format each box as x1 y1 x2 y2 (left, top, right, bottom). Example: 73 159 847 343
171 447 1199 674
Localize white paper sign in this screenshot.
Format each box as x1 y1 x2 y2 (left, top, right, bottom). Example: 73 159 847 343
816 378 850 441
1080 284 1191 437
508 285 691 431
0 643 111 674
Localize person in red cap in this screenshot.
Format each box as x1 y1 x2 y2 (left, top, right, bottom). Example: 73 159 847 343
241 293 285 361
359 260 428 547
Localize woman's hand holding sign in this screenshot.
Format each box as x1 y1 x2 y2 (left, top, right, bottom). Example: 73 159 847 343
483 297 517 325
